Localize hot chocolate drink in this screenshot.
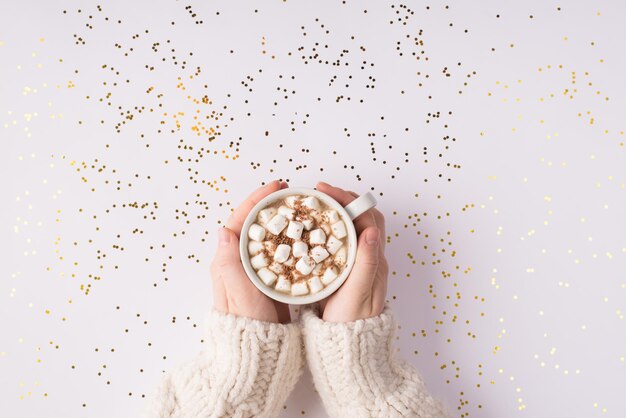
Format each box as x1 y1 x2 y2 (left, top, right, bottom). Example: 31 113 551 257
246 194 349 296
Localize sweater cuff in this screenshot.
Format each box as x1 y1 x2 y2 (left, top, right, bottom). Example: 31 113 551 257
201 308 303 417
142 309 303 418
301 304 450 418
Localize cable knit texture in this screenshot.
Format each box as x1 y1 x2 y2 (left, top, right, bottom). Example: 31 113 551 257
301 305 452 418
141 308 303 418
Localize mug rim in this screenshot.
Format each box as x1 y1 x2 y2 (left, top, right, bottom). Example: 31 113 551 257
238 187 358 305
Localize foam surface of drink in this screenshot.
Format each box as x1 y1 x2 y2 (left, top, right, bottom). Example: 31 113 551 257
246 194 349 297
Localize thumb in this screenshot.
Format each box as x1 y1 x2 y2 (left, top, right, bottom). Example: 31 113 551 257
344 226 380 291
212 227 252 291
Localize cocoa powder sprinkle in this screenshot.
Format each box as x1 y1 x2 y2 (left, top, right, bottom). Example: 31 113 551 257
253 195 348 285
267 233 294 247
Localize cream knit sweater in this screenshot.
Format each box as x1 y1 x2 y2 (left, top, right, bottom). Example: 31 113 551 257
142 305 451 418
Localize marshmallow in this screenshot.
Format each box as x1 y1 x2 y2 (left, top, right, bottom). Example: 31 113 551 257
263 241 276 254
311 210 324 222
302 218 315 231
326 235 343 255
273 244 291 263
295 255 316 275
322 266 338 285
323 210 340 224
283 256 295 266
250 253 269 269
331 220 347 239
268 261 284 274
285 195 301 208
308 276 324 294
275 275 291 293
292 241 308 258
248 240 264 256
278 205 295 220
248 223 266 242
310 246 330 263
286 221 304 239
257 207 277 225
334 247 347 266
266 214 288 235
320 223 331 235
257 268 277 286
309 228 326 244
301 196 322 211
312 262 324 275
291 281 309 296
308 209 320 220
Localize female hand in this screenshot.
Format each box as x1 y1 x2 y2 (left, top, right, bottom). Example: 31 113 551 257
316 182 389 322
210 180 292 324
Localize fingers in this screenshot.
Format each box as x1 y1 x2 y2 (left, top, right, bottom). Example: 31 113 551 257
369 207 386 250
316 182 355 206
345 189 386 248
316 182 377 234
342 226 380 294
211 227 261 302
226 180 282 237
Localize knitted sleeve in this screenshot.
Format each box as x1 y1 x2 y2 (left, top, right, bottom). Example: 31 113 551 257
301 305 452 418
141 308 303 418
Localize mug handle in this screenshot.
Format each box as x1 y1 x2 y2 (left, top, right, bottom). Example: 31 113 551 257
343 192 378 220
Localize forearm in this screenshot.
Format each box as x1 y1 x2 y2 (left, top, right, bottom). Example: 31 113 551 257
142 308 303 418
301 305 451 418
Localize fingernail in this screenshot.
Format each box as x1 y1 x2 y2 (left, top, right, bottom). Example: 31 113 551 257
366 228 379 245
218 227 230 245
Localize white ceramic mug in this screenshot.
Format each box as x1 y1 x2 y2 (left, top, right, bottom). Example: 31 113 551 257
239 187 378 304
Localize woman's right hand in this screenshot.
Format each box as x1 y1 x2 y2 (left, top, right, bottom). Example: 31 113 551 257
210 180 292 324
315 182 389 323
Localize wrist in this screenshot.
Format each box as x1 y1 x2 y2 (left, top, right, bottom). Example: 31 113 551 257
321 299 385 323
310 303 393 330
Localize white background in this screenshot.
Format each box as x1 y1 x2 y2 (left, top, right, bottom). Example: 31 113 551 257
1 1 625 417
